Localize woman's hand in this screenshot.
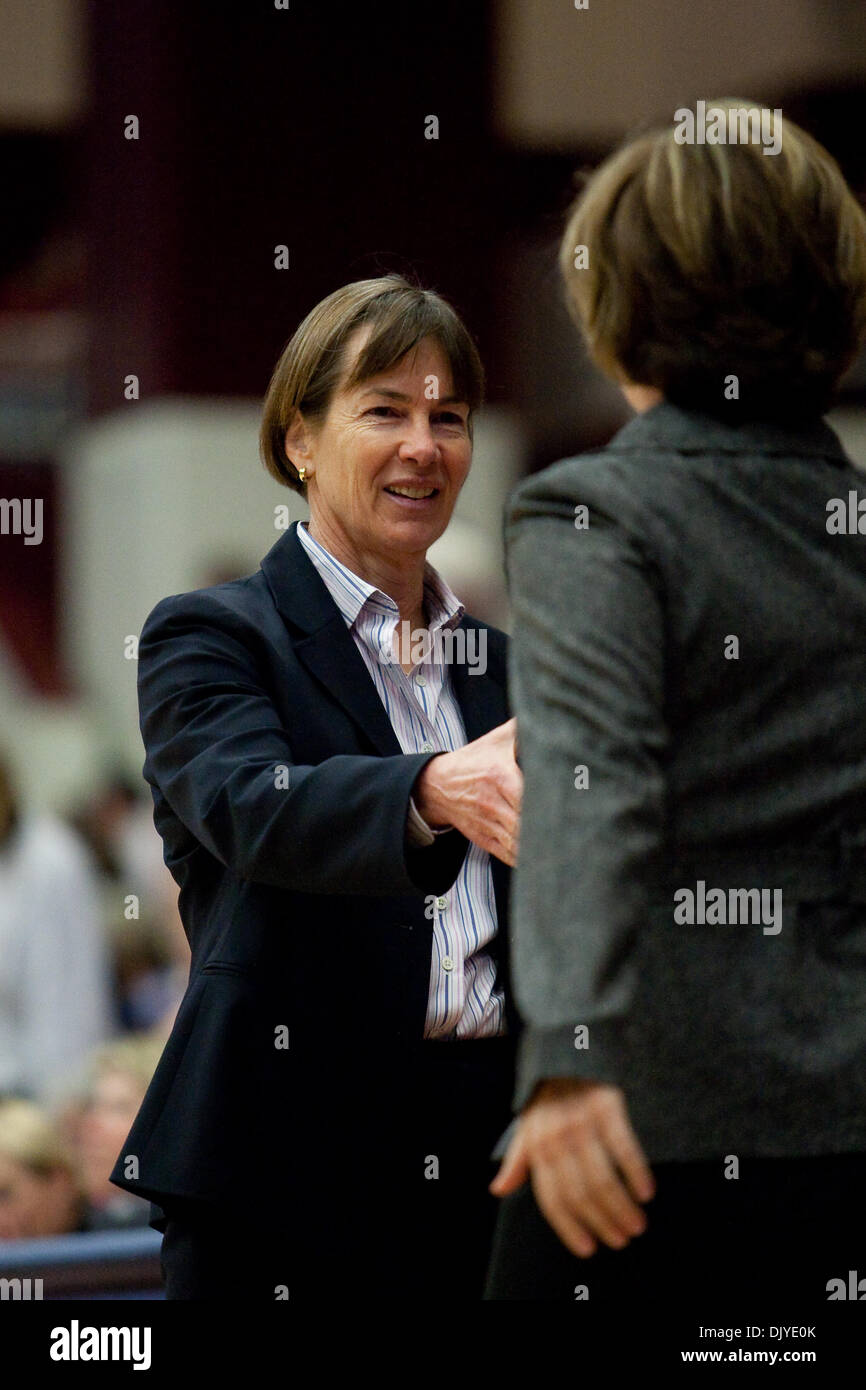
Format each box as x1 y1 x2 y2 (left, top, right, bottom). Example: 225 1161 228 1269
489 1078 655 1256
413 717 522 866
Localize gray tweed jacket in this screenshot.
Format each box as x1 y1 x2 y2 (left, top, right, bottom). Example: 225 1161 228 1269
505 401 866 1161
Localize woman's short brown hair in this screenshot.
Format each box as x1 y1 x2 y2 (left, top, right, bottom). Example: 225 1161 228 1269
560 99 866 418
260 275 485 493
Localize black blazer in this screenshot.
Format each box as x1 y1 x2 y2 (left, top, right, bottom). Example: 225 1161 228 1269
110 521 513 1209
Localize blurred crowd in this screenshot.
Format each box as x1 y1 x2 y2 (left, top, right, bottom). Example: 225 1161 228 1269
0 750 187 1241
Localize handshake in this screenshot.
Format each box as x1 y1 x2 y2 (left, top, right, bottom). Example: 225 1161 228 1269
413 717 522 867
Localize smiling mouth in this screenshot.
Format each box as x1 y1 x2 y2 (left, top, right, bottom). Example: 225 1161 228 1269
384 485 439 499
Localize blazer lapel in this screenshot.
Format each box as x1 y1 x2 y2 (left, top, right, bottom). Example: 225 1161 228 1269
260 523 403 758
449 624 509 741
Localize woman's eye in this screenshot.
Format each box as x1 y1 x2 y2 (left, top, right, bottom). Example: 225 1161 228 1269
364 406 465 426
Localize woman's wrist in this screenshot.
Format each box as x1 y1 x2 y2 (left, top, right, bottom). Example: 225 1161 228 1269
413 753 453 829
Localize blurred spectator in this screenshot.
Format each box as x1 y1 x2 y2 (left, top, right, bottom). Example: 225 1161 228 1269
67 769 140 880
0 1098 88 1240
0 751 114 1104
60 1033 163 1230
67 769 190 1033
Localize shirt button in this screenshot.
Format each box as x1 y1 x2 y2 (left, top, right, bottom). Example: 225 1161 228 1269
436 896 447 910
421 741 434 753
442 956 454 972
415 673 427 686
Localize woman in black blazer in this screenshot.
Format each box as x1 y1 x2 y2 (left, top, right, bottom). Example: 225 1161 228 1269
110 275 522 1300
486 103 866 1313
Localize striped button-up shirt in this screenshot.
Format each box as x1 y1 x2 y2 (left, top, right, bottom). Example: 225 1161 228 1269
296 519 505 1039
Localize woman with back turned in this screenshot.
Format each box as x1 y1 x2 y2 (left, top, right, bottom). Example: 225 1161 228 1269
486 101 866 1309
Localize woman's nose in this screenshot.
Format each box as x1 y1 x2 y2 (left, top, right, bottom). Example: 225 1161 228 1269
398 421 438 463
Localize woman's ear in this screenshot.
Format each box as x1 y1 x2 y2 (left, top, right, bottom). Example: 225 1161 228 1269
284 410 313 468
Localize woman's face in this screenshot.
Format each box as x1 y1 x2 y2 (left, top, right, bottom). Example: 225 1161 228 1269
0 1154 79 1239
289 329 472 568
76 1068 147 1205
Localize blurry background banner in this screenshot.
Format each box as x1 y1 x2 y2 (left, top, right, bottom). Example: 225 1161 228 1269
0 0 866 1284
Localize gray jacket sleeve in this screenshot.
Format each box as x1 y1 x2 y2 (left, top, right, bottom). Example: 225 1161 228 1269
505 463 669 1108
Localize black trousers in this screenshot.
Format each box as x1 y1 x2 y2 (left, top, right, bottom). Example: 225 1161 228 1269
484 1150 866 1307
158 1034 516 1301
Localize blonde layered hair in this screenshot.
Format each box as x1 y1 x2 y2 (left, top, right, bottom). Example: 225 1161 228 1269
560 100 866 417
0 1098 83 1187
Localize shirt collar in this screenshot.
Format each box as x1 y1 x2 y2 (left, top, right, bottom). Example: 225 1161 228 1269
296 520 464 634
610 400 850 467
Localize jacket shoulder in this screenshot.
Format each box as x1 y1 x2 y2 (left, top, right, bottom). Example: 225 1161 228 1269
503 439 711 576
507 446 689 525
141 571 275 640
